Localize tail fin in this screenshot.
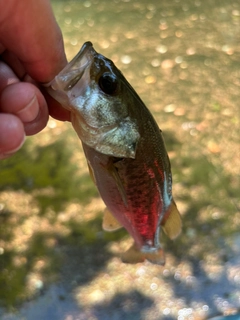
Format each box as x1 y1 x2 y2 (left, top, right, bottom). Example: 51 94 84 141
121 243 165 265
161 200 182 240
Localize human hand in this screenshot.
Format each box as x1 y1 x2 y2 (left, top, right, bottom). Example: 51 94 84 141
0 0 70 160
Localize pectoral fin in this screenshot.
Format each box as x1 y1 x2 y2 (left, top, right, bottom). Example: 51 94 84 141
161 200 182 240
121 243 165 265
87 158 123 232
105 159 128 207
87 161 96 184
102 207 122 231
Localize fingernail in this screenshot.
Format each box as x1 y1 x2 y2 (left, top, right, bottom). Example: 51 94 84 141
16 95 39 122
0 134 26 160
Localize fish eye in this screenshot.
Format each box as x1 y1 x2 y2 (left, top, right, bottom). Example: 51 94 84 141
98 73 118 95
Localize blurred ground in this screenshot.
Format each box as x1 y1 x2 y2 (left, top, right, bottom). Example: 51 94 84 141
0 0 240 319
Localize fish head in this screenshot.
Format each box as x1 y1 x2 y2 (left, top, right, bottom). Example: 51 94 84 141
47 41 140 158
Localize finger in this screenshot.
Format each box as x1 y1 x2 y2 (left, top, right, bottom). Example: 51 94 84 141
0 49 26 80
0 113 25 159
43 91 71 122
0 82 49 135
0 43 5 53
0 0 67 82
0 61 19 94
0 60 69 125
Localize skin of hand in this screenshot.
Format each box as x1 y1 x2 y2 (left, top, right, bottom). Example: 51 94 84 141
0 0 71 160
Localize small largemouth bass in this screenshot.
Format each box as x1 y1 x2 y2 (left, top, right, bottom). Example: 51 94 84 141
47 42 181 265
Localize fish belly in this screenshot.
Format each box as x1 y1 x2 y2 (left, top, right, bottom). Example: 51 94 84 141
82 143 163 251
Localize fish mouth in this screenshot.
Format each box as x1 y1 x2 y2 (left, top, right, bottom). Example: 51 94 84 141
74 41 94 61
46 41 95 108
62 41 94 90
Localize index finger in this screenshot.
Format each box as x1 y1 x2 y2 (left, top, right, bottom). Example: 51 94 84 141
0 0 67 82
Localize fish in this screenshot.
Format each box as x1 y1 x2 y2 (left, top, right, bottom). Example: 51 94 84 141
46 41 181 265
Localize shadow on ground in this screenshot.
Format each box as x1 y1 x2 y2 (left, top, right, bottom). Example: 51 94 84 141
92 290 154 320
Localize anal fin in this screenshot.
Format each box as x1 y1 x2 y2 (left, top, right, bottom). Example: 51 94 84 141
102 207 122 232
161 200 182 240
121 243 165 265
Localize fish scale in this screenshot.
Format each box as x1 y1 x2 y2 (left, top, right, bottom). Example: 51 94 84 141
116 147 164 244
47 41 182 265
